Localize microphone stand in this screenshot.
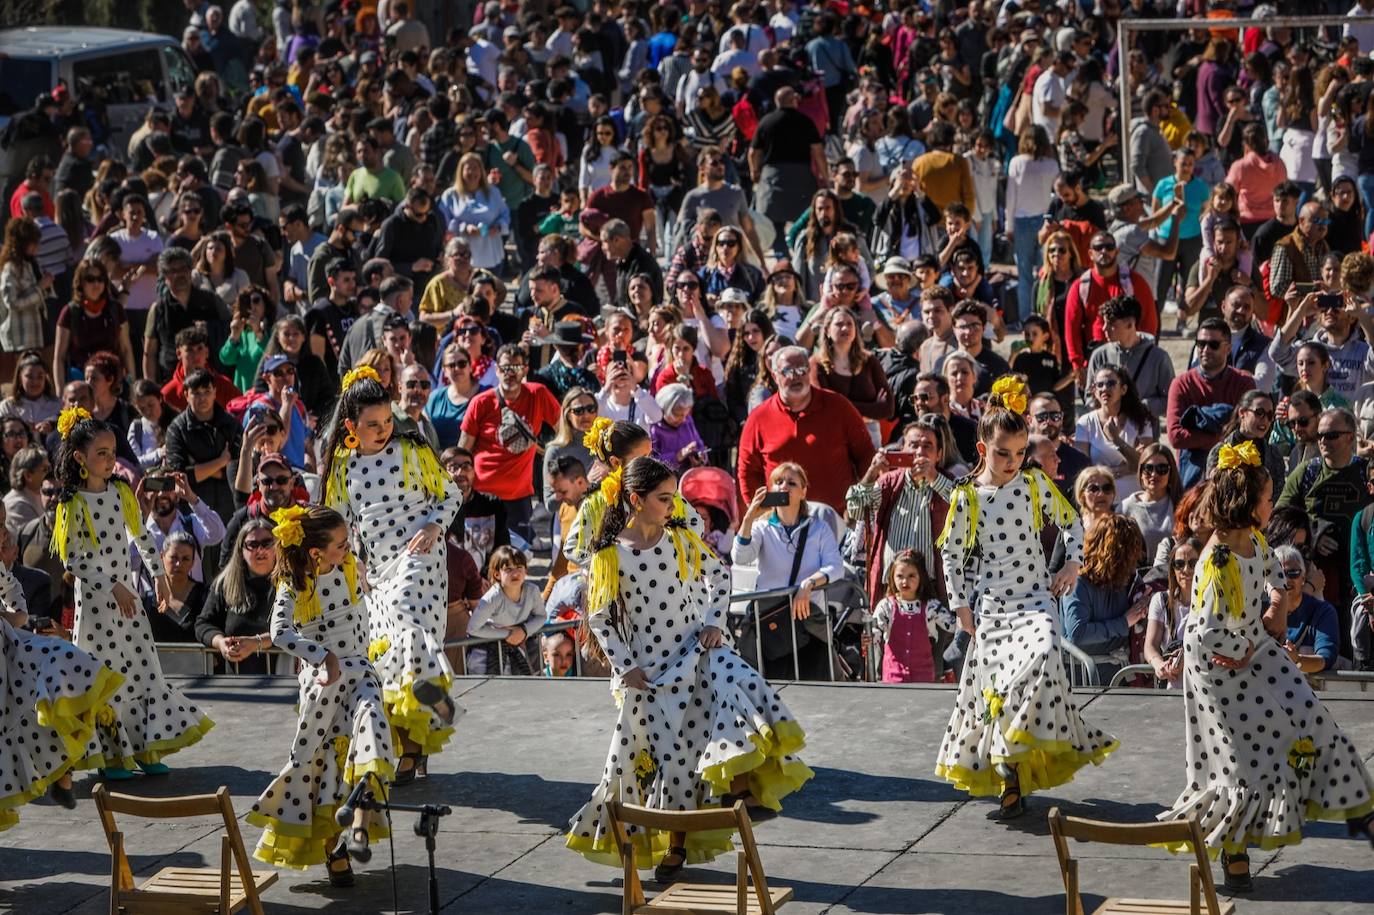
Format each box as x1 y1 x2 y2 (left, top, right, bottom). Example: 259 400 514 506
353 775 452 915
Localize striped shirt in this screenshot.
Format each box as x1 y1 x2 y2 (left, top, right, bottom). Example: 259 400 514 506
34 217 74 278
847 473 956 575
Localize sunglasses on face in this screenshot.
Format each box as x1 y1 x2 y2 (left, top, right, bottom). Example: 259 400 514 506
778 366 809 379
450 250 472 260
1085 482 1115 494
271 366 296 377
498 363 525 373
1170 558 1193 571
1034 411 1063 422
1141 462 1170 476
1318 429 1352 442
1091 243 1117 252
404 379 432 390
41 487 60 498
1195 338 1224 351
456 326 482 336
833 282 859 292
1286 415 1312 428
2 430 28 440
81 275 104 284
259 474 291 487
1244 407 1275 420
1093 379 1119 390
1280 567 1305 580
1047 247 1067 254
443 360 470 370
715 238 739 248
243 538 276 551
676 282 700 292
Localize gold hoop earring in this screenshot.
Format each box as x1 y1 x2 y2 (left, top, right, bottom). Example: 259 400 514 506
344 432 360 449
78 464 88 480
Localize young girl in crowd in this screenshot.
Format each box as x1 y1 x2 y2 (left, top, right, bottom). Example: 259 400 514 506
248 505 394 885
466 546 545 675
872 549 951 684
322 366 462 784
1199 183 1253 274
565 457 812 880
1142 536 1200 689
935 376 1117 819
53 407 213 779
1156 442 1374 891
0 576 124 830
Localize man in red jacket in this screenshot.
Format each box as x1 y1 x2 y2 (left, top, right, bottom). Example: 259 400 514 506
1064 230 1158 371
1166 317 1256 488
737 345 876 511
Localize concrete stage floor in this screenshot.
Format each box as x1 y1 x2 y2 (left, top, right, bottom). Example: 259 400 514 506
2 677 1372 915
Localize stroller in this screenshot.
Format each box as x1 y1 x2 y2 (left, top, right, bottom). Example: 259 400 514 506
679 467 739 563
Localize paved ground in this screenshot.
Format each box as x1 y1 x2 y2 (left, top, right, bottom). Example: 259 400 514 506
2 676 1372 915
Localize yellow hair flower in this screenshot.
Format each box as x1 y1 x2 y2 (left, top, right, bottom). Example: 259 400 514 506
341 365 381 393
989 376 1028 415
582 416 615 460
1217 440 1261 470
57 406 92 439
601 466 624 504
270 505 308 548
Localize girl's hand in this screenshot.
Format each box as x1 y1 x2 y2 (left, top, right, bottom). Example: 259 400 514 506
1211 640 1255 670
113 582 139 618
698 625 724 649
318 651 341 686
955 606 976 638
407 522 443 555
1050 561 1078 598
622 667 651 690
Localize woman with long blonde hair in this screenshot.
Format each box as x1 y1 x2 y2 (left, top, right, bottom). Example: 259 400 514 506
440 152 509 271
811 307 892 422
1035 228 1083 365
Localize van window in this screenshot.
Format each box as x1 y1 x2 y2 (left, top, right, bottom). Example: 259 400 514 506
73 51 163 106
0 58 53 117
161 46 197 97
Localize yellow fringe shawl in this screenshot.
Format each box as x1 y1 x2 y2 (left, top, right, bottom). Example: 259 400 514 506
291 554 362 626
936 469 1078 566
587 523 711 618
1193 529 1267 621
325 437 447 511
575 487 690 562
51 481 143 563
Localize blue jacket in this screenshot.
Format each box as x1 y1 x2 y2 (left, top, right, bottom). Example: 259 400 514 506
1061 577 1133 656
1285 593 1340 672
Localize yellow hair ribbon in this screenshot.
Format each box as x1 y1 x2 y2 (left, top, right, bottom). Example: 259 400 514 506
582 417 614 461
57 406 91 439
271 505 308 548
1193 546 1246 620
1217 439 1261 470
989 376 1029 415
601 466 623 505
341 365 381 393
50 494 99 563
400 439 448 502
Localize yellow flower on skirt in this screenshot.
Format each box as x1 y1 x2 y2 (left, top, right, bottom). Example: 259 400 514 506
981 684 1004 725
1288 737 1318 775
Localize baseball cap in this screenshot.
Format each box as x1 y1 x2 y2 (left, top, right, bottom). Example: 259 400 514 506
260 354 293 375
1108 184 1142 207
718 287 749 306
360 49 379 65
503 25 522 40
882 257 914 277
257 452 290 472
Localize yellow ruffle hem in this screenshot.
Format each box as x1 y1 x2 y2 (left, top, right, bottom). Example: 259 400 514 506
700 719 815 812
248 758 398 870
382 675 455 755
1154 796 1374 860
935 727 1119 799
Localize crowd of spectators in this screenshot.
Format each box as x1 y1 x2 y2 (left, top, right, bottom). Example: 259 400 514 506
4 0 1374 683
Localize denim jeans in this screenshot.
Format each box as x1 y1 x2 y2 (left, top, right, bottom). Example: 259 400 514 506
1359 173 1374 239
1013 215 1044 323
975 212 996 266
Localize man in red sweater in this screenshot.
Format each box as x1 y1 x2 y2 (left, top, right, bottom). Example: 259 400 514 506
737 346 876 511
1166 317 1256 488
1063 230 1157 371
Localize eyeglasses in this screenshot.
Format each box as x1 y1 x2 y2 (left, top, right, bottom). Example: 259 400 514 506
1093 379 1119 390
1090 242 1117 252
1317 429 1352 442
1194 338 1224 351
778 366 809 379
455 326 482 336
1084 482 1115 494
1033 411 1063 422
1170 559 1193 571
497 363 526 373
259 474 291 487
569 403 598 416
1141 462 1170 476
404 379 432 390
243 538 276 552
1310 218 1332 227
2 429 28 440
1280 567 1305 580
954 322 983 333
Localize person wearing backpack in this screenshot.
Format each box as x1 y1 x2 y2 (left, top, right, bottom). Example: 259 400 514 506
1063 230 1159 373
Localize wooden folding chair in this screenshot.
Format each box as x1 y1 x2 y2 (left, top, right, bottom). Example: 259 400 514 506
92 783 278 915
605 800 793 915
1047 807 1235 915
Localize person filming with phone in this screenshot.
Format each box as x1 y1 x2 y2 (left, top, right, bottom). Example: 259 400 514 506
136 466 226 586
732 462 843 680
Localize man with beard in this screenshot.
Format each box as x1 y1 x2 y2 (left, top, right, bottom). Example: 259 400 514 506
143 247 224 385
137 468 225 585
395 362 440 449
17 477 64 617
221 452 305 553
1028 391 1094 496
442 446 509 569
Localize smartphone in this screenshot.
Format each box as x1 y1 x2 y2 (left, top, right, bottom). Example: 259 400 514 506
1295 282 1318 297
612 349 628 365
760 491 791 508
143 475 174 493
26 616 54 632
886 451 916 469
1316 293 1344 311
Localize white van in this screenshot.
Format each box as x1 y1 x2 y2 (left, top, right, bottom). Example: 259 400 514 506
0 26 198 182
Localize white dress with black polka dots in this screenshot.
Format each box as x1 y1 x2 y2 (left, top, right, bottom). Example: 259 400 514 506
566 531 814 868
1 591 124 831
63 487 213 768
328 440 462 755
935 472 1118 798
1158 535 1374 854
247 567 396 870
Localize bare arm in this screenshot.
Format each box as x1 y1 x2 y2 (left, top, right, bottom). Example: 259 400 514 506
458 432 476 452
52 327 69 386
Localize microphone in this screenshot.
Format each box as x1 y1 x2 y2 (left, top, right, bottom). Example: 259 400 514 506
336 776 373 827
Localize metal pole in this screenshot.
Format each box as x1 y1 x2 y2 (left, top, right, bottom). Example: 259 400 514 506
1117 18 1132 188
789 590 800 681
753 601 764 676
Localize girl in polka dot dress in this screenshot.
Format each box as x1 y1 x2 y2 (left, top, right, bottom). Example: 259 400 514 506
51 408 213 779
247 505 396 886
564 419 704 569
1 577 124 830
322 367 462 784
1156 441 1374 892
935 377 1118 820
565 457 813 882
